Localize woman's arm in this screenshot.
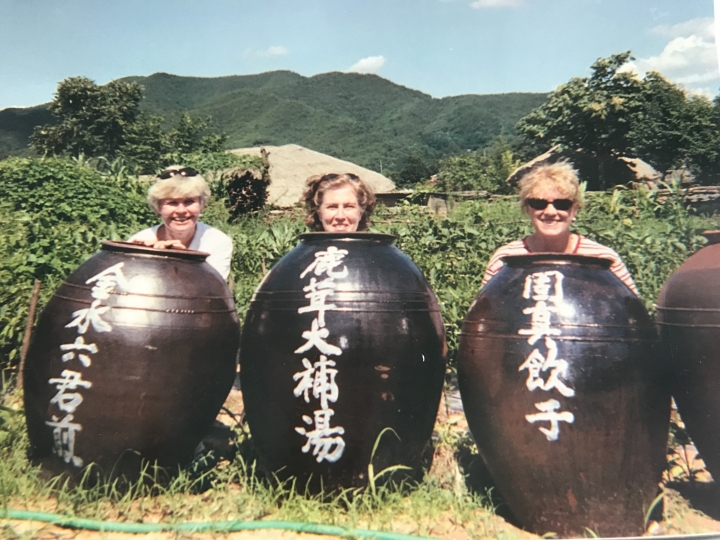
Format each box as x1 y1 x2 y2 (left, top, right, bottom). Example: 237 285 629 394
480 240 529 288
576 237 639 295
128 226 188 250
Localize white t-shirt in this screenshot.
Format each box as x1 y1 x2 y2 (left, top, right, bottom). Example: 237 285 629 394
128 222 233 280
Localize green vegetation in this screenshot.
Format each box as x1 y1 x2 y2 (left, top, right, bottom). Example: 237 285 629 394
517 52 720 187
0 157 155 365
3 54 720 536
430 137 519 194
0 71 547 178
0 386 503 539
0 155 260 366
0 106 52 159
0 156 716 536
28 77 228 174
6 54 720 194
0 156 714 372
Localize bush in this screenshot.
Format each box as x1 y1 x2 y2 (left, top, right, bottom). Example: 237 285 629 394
0 157 156 366
432 138 518 194
0 158 715 374
0 157 156 226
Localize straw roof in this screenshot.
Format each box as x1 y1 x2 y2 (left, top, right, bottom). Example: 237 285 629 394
229 144 395 207
506 146 661 190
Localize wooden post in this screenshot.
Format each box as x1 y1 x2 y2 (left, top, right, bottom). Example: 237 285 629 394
17 280 41 391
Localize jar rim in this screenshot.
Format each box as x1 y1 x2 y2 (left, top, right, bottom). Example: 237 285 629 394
702 230 720 244
101 240 209 261
298 232 396 244
502 253 613 269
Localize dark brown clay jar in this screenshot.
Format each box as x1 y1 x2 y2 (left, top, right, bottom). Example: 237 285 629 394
656 230 720 481
458 254 668 538
240 233 446 492
24 241 240 480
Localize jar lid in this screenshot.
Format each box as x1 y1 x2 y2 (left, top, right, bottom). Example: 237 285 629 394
101 240 209 261
701 230 720 244
502 253 612 269
298 232 396 244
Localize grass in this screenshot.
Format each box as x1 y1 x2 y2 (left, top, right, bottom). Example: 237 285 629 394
6 388 717 540
0 385 521 540
3 184 720 538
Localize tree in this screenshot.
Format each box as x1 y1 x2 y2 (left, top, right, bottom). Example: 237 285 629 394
434 137 518 194
628 73 720 182
119 112 227 173
165 112 227 156
683 95 720 182
629 73 690 176
516 52 643 189
118 114 166 172
394 155 437 188
31 77 143 158
31 77 230 173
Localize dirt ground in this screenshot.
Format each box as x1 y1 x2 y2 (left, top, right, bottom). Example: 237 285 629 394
4 390 720 540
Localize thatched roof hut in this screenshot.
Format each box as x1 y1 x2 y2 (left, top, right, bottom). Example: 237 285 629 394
506 146 661 190
230 144 395 207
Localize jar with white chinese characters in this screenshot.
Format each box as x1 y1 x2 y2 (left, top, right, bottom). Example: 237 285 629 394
457 253 668 538
23 241 240 481
240 232 446 492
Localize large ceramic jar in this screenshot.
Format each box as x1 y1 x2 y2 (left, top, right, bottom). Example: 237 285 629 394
656 230 720 481
457 254 668 538
24 241 240 480
240 232 445 491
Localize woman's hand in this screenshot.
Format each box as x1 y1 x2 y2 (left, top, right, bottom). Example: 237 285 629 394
130 239 188 250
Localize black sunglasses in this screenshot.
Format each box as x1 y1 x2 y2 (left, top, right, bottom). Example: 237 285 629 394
526 198 574 211
157 167 199 180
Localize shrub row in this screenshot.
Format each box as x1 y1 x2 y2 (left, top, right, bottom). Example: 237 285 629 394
0 157 715 372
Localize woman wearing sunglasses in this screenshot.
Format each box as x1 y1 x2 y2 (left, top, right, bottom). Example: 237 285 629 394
302 173 376 232
128 166 233 280
481 161 638 294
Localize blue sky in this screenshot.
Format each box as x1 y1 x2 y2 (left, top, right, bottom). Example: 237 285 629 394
0 0 717 110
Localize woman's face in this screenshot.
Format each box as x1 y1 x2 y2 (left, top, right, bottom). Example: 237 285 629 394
317 185 363 232
525 183 578 240
158 196 203 237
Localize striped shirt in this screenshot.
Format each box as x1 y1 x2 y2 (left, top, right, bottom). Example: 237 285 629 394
480 235 639 295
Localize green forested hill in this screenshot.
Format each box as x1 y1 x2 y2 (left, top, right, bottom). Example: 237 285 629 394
0 70 546 170
0 105 53 158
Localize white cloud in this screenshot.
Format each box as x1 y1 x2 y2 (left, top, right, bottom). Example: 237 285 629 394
650 17 714 39
470 0 524 8
347 56 386 74
243 46 288 59
260 46 288 57
629 17 719 92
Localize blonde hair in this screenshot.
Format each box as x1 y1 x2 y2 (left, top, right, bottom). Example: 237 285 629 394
302 173 376 231
147 166 210 214
518 160 583 211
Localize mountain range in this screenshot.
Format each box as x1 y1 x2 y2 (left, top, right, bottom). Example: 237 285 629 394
0 70 547 171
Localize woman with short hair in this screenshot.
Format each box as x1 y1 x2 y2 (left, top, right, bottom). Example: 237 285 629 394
129 166 233 280
302 173 376 232
481 161 638 294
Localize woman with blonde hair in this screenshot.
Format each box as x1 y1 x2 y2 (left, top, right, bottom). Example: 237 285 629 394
302 173 376 232
129 166 233 279
481 161 637 294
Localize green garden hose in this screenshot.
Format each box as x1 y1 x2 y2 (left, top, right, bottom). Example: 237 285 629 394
0 508 439 539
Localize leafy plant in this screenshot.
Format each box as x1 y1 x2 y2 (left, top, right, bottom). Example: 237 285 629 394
30 77 231 175
223 168 271 219
432 137 518 194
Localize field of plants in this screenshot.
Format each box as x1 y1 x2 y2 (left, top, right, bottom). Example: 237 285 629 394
1 156 719 538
